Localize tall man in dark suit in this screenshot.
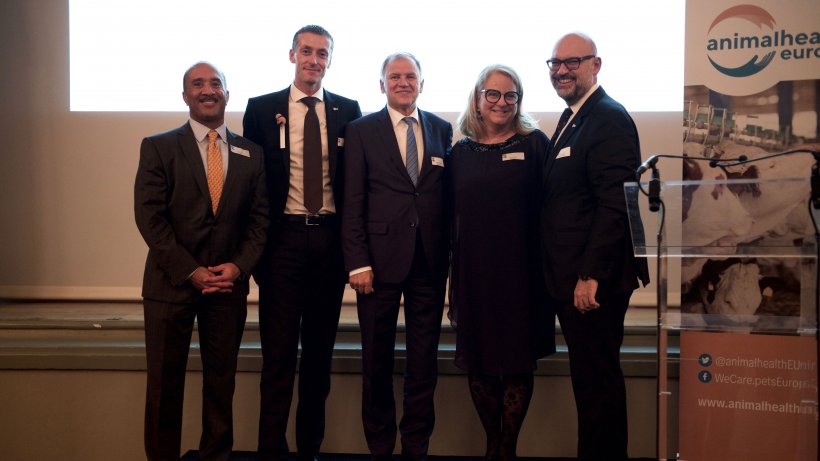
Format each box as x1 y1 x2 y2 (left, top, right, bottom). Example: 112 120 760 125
135 62 269 461
242 25 362 461
540 33 650 461
342 52 453 461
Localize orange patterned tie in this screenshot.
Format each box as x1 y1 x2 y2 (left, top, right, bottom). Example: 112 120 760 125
206 130 223 214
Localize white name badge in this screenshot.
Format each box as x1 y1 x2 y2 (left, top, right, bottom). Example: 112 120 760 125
556 147 571 159
502 152 525 161
230 145 250 157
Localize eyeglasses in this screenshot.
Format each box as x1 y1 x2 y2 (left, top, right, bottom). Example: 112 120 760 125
481 89 520 105
546 55 596 71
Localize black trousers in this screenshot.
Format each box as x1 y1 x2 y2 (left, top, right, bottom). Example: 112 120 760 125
357 241 446 456
257 220 346 461
143 295 247 461
553 290 632 461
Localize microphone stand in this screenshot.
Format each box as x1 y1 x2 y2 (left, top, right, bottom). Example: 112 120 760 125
636 161 667 459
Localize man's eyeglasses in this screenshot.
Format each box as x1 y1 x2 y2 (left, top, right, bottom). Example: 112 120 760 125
481 89 520 105
546 55 596 71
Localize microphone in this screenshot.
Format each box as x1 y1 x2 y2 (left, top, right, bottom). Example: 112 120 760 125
636 155 659 176
648 164 661 212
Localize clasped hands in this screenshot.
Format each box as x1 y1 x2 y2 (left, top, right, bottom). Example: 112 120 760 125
190 263 241 295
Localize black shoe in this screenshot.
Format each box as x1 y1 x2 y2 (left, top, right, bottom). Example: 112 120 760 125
297 455 319 461
372 455 393 461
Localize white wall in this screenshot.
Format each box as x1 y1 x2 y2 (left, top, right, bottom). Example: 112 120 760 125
0 0 681 303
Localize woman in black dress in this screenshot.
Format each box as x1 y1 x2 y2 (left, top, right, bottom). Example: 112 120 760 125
449 64 555 461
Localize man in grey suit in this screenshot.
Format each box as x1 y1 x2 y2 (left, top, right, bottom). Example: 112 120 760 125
243 25 361 461
135 62 269 461
342 52 453 461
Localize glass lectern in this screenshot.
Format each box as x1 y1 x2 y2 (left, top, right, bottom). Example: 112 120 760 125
625 175 818 461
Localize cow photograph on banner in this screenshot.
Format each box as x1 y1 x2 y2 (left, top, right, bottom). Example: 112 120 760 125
676 1 819 460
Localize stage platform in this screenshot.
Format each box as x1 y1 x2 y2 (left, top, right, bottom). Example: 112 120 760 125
0 301 661 375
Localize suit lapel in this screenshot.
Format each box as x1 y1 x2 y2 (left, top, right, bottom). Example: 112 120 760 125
273 88 291 176
417 110 434 185
544 87 606 184
179 123 211 205
544 116 578 180
324 90 340 182
217 130 246 217
376 108 412 184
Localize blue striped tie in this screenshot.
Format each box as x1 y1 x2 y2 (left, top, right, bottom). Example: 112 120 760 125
404 117 418 186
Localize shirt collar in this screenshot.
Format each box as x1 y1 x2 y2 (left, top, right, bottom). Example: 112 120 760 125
189 118 227 143
569 83 600 114
290 84 324 103
386 105 420 128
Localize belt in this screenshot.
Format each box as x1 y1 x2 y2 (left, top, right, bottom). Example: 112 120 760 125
282 213 337 226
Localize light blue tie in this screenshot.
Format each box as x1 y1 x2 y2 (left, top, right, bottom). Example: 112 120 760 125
404 117 418 186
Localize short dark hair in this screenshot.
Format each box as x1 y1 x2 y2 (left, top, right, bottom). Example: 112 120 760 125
292 25 334 54
182 61 226 90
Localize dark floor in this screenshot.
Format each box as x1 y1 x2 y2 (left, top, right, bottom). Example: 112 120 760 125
180 452 652 461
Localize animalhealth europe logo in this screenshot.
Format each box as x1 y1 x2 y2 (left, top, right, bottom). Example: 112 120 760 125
705 4 819 78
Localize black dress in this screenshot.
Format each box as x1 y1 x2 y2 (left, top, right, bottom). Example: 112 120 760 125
449 130 555 375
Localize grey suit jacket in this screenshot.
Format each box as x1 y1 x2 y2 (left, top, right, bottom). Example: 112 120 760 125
134 122 269 303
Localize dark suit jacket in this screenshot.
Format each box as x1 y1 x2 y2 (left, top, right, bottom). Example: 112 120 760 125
243 87 362 219
541 86 650 301
134 122 269 304
342 107 453 284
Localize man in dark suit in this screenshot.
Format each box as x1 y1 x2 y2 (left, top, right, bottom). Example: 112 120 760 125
342 52 453 461
540 33 650 461
242 25 362 461
135 62 269 461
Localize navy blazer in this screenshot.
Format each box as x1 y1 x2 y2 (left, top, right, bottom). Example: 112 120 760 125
243 87 362 223
342 107 453 283
134 122 270 303
541 87 650 301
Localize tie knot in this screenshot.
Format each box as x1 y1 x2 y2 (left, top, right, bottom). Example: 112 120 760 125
560 108 573 121
403 116 416 127
301 96 319 108
208 130 218 142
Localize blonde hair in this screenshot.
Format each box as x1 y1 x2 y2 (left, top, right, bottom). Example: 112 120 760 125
456 64 538 139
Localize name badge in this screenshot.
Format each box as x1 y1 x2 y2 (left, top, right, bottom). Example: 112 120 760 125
337 137 345 147
230 145 250 157
556 147 571 159
502 152 525 161
431 157 445 167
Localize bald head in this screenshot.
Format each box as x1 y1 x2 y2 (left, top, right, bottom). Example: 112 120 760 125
553 33 597 57
549 33 601 105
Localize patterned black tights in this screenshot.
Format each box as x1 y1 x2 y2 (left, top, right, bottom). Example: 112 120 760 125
467 372 534 461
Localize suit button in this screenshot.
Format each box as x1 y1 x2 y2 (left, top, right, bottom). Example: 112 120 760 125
414 192 420 197
409 222 416 228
